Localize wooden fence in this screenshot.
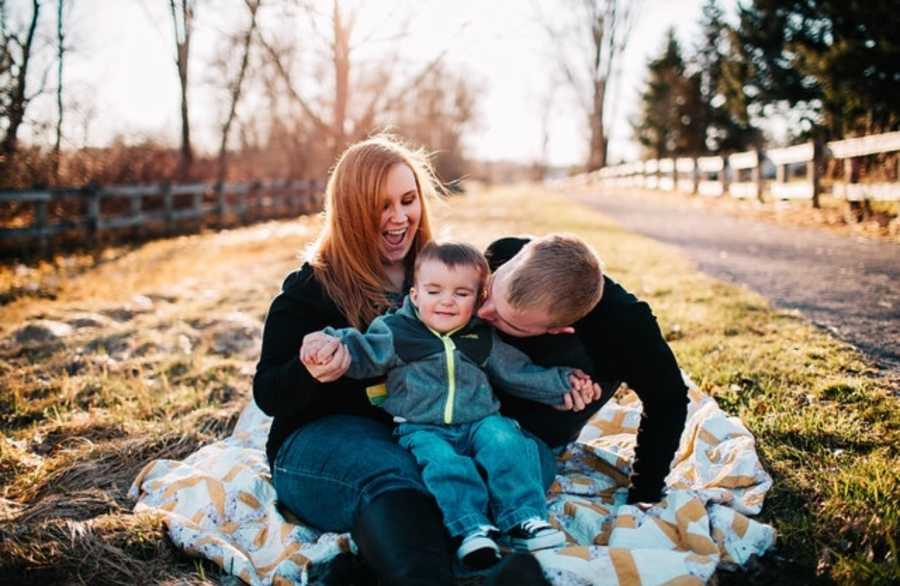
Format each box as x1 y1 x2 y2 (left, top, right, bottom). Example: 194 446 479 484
579 130 900 208
0 179 323 254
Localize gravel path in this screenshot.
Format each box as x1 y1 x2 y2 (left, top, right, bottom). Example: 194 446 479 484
570 190 900 379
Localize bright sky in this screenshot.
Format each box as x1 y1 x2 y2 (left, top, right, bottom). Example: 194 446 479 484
18 0 734 167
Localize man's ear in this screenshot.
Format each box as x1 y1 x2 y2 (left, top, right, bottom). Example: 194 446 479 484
546 326 575 335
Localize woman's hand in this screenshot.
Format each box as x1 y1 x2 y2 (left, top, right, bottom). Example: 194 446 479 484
300 332 336 364
300 332 351 382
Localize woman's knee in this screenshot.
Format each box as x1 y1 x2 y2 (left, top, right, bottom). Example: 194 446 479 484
356 445 427 512
272 415 425 531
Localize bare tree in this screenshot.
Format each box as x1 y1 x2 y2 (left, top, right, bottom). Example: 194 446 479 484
256 0 460 161
53 0 64 179
0 0 42 165
391 61 480 185
169 0 194 178
330 0 351 151
216 0 260 183
539 0 639 171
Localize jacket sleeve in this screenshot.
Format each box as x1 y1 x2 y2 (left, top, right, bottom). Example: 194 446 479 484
323 317 399 380
252 289 361 418
613 303 689 503
483 331 573 405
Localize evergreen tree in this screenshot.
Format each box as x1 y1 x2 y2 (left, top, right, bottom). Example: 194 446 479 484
634 29 705 158
725 0 900 138
692 0 758 151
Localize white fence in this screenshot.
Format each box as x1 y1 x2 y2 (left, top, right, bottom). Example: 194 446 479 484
577 130 900 207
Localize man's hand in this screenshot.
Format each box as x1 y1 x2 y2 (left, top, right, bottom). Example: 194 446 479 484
300 332 351 382
556 369 602 412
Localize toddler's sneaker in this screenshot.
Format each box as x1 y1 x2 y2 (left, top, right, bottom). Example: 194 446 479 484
505 517 565 551
457 526 501 570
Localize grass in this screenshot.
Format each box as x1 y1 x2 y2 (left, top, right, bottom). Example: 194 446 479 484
1 185 898 584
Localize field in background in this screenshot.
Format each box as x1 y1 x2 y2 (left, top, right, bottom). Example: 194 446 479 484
1 186 897 584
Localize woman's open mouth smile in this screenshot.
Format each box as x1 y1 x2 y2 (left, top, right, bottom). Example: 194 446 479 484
382 227 408 251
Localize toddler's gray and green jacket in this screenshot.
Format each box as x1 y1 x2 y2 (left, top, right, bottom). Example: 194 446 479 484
323 295 573 425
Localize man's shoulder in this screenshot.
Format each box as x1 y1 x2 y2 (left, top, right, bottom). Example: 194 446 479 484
485 236 532 271
598 275 639 308
580 275 648 327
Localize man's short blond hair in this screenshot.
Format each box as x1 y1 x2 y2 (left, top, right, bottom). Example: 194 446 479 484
506 234 604 326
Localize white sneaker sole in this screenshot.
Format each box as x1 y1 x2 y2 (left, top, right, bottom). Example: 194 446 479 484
457 535 500 561
507 529 566 552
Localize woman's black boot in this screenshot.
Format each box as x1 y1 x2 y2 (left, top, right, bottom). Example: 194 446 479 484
318 551 374 586
351 488 455 586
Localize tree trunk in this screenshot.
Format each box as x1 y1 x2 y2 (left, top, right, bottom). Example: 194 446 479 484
588 78 607 171
331 0 351 158
54 0 64 181
217 0 259 183
179 56 192 176
170 0 194 180
541 1 636 173
1 0 41 162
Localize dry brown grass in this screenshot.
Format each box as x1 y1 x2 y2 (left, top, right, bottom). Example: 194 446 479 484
1 512 215 585
0 219 317 583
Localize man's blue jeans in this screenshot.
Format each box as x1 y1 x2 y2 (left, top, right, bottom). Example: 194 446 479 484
395 414 549 538
272 414 558 534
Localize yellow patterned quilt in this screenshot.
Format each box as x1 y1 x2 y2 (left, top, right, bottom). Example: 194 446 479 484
129 383 775 585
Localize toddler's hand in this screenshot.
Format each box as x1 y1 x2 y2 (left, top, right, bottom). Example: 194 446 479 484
559 370 602 411
579 375 598 402
300 331 351 382
568 370 594 399
300 332 340 366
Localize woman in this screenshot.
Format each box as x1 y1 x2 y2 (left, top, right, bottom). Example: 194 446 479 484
253 135 553 585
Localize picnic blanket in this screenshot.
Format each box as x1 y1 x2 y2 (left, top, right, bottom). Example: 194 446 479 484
129 383 776 585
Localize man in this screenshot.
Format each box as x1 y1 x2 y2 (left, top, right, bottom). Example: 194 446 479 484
477 234 689 504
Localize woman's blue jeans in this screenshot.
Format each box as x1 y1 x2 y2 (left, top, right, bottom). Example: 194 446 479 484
271 414 558 533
